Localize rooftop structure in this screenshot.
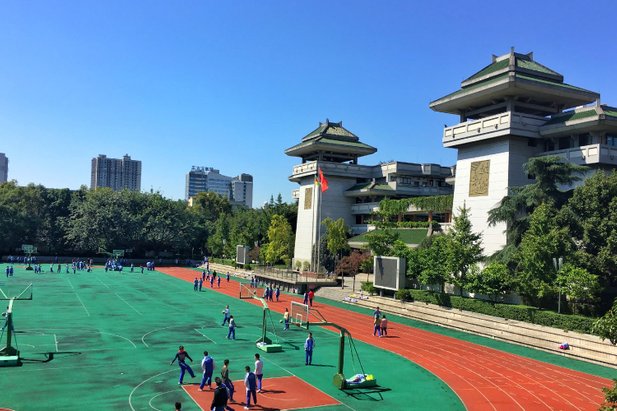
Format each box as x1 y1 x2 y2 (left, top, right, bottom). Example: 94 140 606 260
432 49 617 255
287 120 453 270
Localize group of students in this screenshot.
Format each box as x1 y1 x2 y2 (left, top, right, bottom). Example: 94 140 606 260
170 346 266 410
194 270 231 292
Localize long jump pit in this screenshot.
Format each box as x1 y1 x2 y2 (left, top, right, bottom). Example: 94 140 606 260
183 376 340 410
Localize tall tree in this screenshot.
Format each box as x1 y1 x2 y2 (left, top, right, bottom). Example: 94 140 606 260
321 218 350 262
515 203 572 303
488 156 586 250
264 214 294 265
447 204 483 294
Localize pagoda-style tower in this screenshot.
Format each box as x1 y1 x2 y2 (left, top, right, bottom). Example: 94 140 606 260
430 49 601 255
285 120 377 269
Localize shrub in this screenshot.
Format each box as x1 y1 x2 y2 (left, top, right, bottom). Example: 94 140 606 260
361 281 376 295
395 289 413 301
404 289 596 334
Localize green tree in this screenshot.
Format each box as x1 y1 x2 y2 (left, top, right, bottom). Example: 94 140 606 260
321 218 350 262
447 204 483 294
515 203 572 303
488 156 586 251
469 262 514 302
418 235 450 292
555 264 601 314
592 299 617 345
558 171 617 288
365 229 400 256
264 214 294 265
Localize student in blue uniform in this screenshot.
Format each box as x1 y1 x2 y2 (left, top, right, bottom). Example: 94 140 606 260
170 345 195 385
304 332 315 365
199 351 215 391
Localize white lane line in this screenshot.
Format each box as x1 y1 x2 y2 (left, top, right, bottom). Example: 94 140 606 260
67 278 91 317
148 389 186 411
194 328 217 344
115 293 143 315
54 334 59 352
98 331 137 348
141 325 176 348
95 275 111 289
129 369 175 411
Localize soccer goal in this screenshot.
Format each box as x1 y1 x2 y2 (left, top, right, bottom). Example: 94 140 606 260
239 283 265 300
290 301 310 329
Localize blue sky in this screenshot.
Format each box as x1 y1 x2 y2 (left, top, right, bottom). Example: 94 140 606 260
1 1 616 207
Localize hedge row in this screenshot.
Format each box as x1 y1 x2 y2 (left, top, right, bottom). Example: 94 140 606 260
394 289 596 335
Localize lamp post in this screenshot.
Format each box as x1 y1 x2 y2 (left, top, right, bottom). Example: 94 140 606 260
553 257 563 314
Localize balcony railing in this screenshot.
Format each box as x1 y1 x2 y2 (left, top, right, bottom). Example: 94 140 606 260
537 144 617 166
443 112 545 147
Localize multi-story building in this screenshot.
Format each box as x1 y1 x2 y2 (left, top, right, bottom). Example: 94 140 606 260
286 120 453 270
90 154 142 191
185 167 253 208
0 153 8 183
431 49 617 256
231 173 253 209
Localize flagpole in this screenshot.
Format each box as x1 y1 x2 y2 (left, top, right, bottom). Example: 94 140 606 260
311 168 318 272
317 179 322 274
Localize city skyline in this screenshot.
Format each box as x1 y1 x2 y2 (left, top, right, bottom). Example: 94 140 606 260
2 1 617 206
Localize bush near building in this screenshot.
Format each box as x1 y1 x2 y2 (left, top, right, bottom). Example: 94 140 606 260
394 289 596 335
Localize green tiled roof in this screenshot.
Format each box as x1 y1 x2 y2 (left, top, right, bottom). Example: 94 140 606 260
517 74 591 93
603 108 617 119
545 109 598 125
348 228 428 245
464 58 509 83
345 182 393 192
287 137 376 153
303 123 356 141
517 59 560 76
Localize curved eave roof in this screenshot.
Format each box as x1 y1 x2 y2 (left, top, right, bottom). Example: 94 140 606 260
430 73 599 114
344 183 394 197
541 107 617 135
285 139 377 158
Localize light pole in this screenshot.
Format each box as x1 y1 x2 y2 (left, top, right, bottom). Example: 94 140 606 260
553 257 563 314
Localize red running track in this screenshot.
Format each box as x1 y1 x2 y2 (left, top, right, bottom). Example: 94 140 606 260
159 267 611 410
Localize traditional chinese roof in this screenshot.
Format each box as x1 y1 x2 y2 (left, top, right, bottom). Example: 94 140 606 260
541 104 617 135
344 181 394 197
285 120 377 161
430 50 599 115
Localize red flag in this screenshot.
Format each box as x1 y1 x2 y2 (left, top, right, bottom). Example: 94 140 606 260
318 167 328 192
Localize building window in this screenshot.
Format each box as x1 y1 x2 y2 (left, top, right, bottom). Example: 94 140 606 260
578 133 591 146
607 134 617 147
558 137 571 150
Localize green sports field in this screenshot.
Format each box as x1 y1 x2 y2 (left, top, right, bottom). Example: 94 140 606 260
0 266 463 410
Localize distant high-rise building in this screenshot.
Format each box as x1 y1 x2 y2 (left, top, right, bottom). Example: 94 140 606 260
185 166 253 208
231 173 253 208
0 153 7 183
91 154 142 191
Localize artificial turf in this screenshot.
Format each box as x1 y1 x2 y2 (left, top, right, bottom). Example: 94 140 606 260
0 265 463 411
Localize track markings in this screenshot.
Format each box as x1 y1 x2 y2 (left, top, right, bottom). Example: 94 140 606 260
66 278 90 317
193 328 217 344
115 293 143 315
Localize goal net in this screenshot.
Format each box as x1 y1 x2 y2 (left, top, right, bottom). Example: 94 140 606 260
239 283 265 300
290 301 310 329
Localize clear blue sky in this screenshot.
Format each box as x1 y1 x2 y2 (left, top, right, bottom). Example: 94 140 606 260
2 1 616 207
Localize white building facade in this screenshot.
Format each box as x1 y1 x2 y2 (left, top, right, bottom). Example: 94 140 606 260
186 166 253 208
431 50 617 256
287 120 453 269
